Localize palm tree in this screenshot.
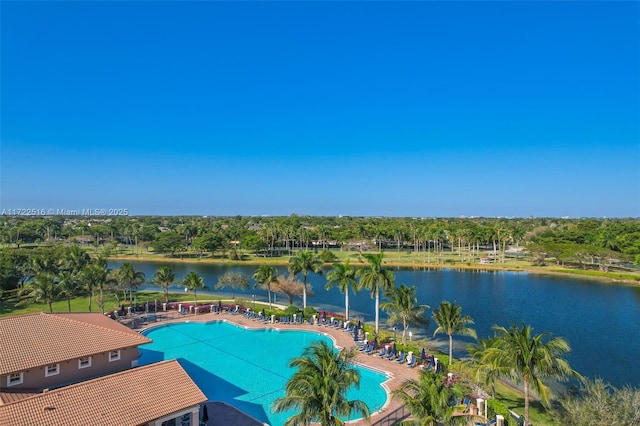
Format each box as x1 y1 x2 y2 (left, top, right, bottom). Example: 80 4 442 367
181 271 206 307
432 301 477 366
381 284 429 345
80 257 113 314
117 263 146 305
273 340 370 425
481 322 580 425
253 265 277 310
325 260 359 321
356 252 395 334
57 271 81 313
153 266 175 303
288 250 322 309
66 245 90 274
20 273 58 313
392 370 464 426
467 337 503 399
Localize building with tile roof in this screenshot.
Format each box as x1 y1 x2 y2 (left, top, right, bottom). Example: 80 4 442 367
0 359 207 426
0 312 151 392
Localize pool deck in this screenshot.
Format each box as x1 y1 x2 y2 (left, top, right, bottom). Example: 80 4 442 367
139 311 421 425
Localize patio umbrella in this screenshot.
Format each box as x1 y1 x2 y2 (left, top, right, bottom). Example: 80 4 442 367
261 308 265 317
218 300 222 313
420 348 427 361
202 404 209 423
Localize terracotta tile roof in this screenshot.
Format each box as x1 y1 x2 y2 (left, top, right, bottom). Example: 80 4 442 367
0 360 207 426
0 313 151 375
0 389 40 405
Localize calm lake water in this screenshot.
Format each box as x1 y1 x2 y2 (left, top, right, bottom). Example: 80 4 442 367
110 260 640 388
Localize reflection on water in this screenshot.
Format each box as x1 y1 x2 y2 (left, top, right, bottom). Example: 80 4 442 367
110 260 640 388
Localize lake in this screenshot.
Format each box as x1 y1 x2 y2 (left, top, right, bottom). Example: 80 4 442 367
109 260 640 388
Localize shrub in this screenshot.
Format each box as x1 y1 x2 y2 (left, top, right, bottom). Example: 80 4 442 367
284 305 299 315
487 399 517 426
303 306 318 317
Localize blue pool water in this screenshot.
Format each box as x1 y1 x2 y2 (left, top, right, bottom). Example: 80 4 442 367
140 321 389 425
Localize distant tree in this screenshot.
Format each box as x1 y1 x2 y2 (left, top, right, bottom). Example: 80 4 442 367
381 284 429 345
319 249 338 263
152 266 176 303
241 232 267 255
432 301 476 366
215 271 250 299
192 233 225 257
181 271 207 307
152 231 185 256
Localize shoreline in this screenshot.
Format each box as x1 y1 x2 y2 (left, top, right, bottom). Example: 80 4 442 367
106 254 640 286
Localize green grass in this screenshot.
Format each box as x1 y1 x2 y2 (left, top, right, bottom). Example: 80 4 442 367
548 268 640 282
494 380 556 426
0 291 242 318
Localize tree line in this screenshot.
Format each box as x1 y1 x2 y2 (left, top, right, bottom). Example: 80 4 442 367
2 215 639 272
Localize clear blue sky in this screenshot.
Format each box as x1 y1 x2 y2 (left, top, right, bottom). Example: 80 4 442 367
1 1 639 217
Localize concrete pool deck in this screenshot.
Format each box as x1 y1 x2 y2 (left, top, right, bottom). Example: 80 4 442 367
139 310 421 425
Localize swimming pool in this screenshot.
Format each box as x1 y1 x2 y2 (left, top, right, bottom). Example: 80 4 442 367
140 321 390 425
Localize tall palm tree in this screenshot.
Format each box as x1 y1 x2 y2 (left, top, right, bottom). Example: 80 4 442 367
117 263 146 305
20 272 58 313
481 322 580 425
432 301 477 366
66 245 90 274
356 252 395 334
467 337 503 399
57 271 81 313
391 370 464 426
253 265 277 310
181 271 206 307
273 340 370 425
288 250 322 309
380 284 429 345
325 260 359 321
153 266 176 303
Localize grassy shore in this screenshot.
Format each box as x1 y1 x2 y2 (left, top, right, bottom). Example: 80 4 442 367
106 248 640 285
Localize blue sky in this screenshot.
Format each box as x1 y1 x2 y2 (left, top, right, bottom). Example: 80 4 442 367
1 1 639 217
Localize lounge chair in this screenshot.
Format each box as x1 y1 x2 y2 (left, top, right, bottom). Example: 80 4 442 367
364 344 375 355
394 352 406 363
377 347 388 357
462 398 471 414
407 355 416 368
